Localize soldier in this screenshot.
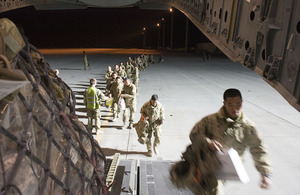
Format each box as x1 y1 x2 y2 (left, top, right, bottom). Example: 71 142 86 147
83 78 108 134
120 62 125 70
176 88 272 194
118 66 127 80
159 54 164 63
114 64 119 73
53 69 59 76
83 50 89 70
125 61 133 78
140 94 165 157
132 63 140 94
120 78 136 129
149 54 155 64
109 76 124 121
104 66 113 83
106 72 117 93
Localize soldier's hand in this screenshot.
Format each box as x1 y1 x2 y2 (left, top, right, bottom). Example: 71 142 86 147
260 175 271 189
209 140 223 152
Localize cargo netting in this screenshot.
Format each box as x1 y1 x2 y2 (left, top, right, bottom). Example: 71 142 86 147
0 37 108 194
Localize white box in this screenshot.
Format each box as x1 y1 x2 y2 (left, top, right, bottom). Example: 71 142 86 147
215 148 250 183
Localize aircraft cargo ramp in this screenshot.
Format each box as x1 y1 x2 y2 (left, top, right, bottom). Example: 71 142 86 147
107 158 193 195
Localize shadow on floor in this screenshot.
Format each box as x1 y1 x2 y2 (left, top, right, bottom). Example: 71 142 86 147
101 147 148 157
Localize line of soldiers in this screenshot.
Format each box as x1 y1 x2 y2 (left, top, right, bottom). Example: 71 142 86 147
84 54 164 157
104 54 155 129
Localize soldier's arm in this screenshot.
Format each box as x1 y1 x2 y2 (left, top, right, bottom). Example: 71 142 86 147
122 87 136 98
104 73 109 80
189 117 216 149
248 126 272 177
159 105 165 124
140 103 149 119
98 90 108 100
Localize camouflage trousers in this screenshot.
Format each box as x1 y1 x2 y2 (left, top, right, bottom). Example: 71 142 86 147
112 99 121 118
146 124 162 152
133 78 139 93
87 108 101 132
123 105 136 125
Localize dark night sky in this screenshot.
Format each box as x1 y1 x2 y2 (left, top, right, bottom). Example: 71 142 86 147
0 6 209 49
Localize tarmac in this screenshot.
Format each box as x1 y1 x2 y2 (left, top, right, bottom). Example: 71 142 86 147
43 49 300 195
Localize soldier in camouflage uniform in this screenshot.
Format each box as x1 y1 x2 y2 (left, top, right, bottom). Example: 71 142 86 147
125 61 133 78
120 78 136 129
184 88 272 194
118 66 127 80
132 63 140 94
106 72 117 93
109 76 124 121
83 51 89 70
120 62 125 70
104 66 113 83
140 94 165 157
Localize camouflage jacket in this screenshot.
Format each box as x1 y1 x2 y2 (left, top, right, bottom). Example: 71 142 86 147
109 82 123 102
189 106 272 176
140 101 165 125
121 83 136 107
104 70 113 81
118 69 127 79
132 66 139 80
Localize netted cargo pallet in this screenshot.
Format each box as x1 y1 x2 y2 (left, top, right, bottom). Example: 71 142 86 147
0 18 108 195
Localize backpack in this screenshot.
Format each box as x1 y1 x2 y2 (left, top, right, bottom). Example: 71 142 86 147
0 18 25 61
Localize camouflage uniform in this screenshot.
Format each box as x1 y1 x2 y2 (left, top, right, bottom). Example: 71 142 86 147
187 106 272 194
125 62 133 78
106 73 117 93
118 68 127 80
132 66 139 93
140 101 165 154
136 56 143 71
104 70 113 82
109 80 124 119
121 83 136 127
84 54 89 70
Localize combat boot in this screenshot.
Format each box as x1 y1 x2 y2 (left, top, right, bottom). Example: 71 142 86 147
147 150 152 157
127 123 133 129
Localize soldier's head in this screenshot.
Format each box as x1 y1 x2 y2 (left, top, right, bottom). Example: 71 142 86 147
107 66 111 71
114 64 119 71
53 69 59 76
90 78 97 86
116 77 121 84
150 94 158 106
124 77 131 86
112 72 118 79
223 88 243 119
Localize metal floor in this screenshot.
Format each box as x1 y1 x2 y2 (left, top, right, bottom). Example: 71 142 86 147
45 50 300 195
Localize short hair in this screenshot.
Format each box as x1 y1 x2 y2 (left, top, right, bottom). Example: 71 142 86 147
123 77 130 82
90 78 97 85
116 76 121 80
151 94 158 101
53 69 59 76
223 88 242 101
